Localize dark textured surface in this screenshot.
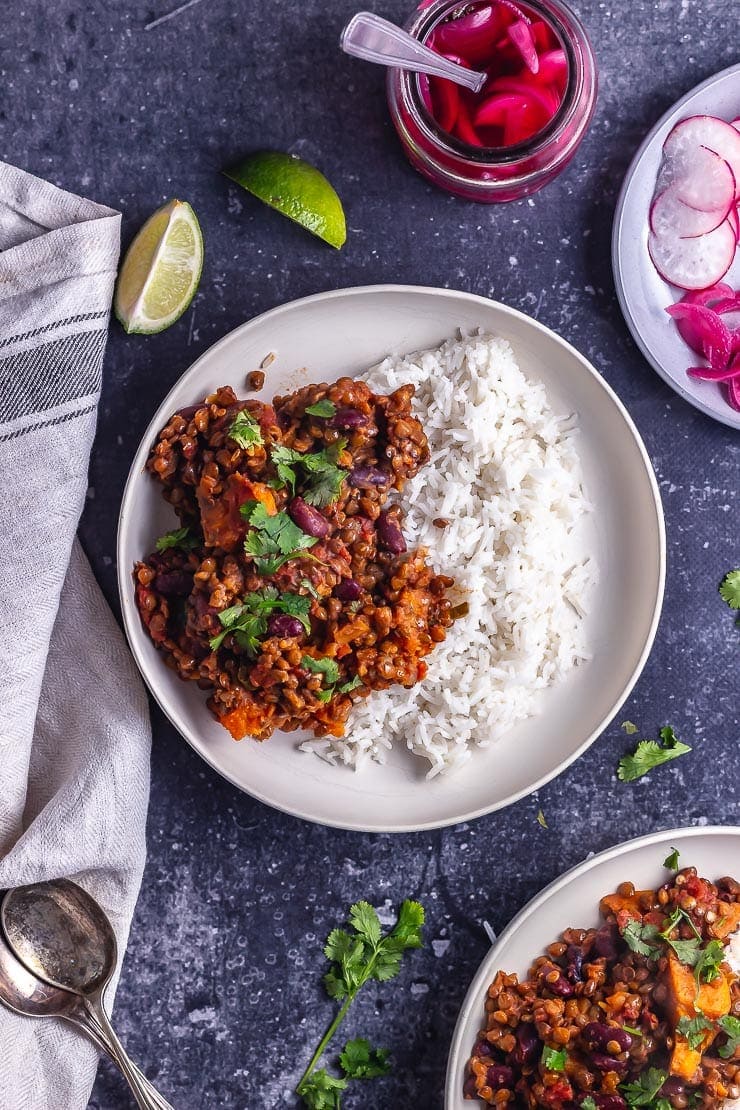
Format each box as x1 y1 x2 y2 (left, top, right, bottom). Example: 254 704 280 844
2 1 739 1107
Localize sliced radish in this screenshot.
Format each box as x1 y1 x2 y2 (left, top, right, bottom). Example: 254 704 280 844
663 115 740 198
650 185 731 239
732 117 740 134
687 362 740 381
508 19 539 74
728 373 740 410
648 219 737 290
658 145 736 213
727 205 739 239
535 49 568 91
666 301 733 363
489 75 560 116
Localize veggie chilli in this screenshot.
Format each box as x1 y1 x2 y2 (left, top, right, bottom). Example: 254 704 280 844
465 867 740 1108
134 379 454 741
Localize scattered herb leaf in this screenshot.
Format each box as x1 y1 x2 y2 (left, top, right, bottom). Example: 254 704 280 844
209 589 310 653
676 1014 714 1051
719 569 740 610
621 920 662 959
718 1015 740 1058
302 655 340 686
296 900 424 1108
581 1099 598 1110
663 847 680 870
338 675 363 695
622 721 639 735
268 440 347 507
155 526 198 553
305 400 337 419
694 939 725 985
536 809 548 829
617 725 691 782
339 1039 391 1080
241 499 318 574
541 1046 567 1072
620 1068 668 1107
228 408 263 449
622 1025 643 1037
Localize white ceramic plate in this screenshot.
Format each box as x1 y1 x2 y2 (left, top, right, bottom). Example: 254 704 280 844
117 285 665 832
445 825 740 1108
613 63 740 431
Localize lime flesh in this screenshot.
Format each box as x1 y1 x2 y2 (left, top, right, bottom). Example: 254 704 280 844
225 152 346 249
114 199 203 335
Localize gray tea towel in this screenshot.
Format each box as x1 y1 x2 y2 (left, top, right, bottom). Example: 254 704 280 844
0 162 152 1109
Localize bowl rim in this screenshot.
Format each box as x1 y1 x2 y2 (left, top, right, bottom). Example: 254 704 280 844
444 824 740 1106
116 283 666 832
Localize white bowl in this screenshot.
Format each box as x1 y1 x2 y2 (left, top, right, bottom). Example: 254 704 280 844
117 285 665 832
445 825 740 1108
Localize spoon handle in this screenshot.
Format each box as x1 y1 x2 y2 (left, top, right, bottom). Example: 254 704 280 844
82 997 174 1110
66 1013 172 1110
340 11 486 93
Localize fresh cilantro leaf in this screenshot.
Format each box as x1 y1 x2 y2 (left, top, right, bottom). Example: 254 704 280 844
315 689 332 703
210 590 309 653
676 1014 714 1051
621 920 662 958
581 1098 598 1110
537 809 548 829
617 726 691 782
338 675 363 694
664 847 680 870
302 655 341 686
620 1068 667 1106
622 1025 643 1037
339 1038 391 1080
718 1015 740 1058
301 578 322 600
241 500 318 575
155 525 198 553
228 408 263 449
622 721 639 734
541 1046 567 1072
654 1100 673 1110
270 443 302 493
349 902 382 947
665 936 702 965
694 939 725 984
719 569 740 610
305 400 337 418
297 1069 347 1109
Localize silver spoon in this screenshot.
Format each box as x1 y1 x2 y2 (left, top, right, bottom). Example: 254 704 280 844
0 930 170 1108
1 880 173 1110
340 11 487 93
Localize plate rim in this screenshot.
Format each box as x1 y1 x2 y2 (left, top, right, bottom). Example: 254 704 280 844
444 823 740 1107
612 61 740 432
116 283 666 832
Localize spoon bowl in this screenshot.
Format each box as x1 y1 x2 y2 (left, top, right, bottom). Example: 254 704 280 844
3 878 115 996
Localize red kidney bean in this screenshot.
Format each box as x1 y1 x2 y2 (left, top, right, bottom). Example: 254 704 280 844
349 465 389 489
565 944 584 982
582 1098 627 1110
590 1052 628 1076
334 579 363 602
175 404 199 421
288 497 330 538
546 974 574 997
329 407 369 430
487 1065 514 1089
472 1040 493 1058
153 571 193 597
377 511 406 554
463 1077 478 1098
593 924 619 960
267 614 304 638
582 1023 632 1053
511 1023 540 1065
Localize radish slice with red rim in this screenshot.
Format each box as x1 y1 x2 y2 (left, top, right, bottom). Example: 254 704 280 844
662 115 740 199
648 218 737 290
658 145 736 214
687 362 740 382
650 185 731 240
535 49 568 90
508 19 539 73
727 373 740 410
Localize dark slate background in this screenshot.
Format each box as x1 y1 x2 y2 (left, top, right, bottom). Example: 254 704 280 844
2 0 739 1106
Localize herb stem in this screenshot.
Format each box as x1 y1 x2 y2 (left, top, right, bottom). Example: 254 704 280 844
296 993 355 1094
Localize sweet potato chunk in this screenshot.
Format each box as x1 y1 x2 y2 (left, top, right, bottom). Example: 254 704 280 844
600 891 653 920
667 953 732 1023
219 703 270 740
714 902 740 939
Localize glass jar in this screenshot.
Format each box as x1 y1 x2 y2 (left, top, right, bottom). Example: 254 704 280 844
387 0 598 203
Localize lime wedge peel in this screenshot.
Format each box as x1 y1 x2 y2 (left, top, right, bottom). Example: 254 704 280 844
225 152 346 250
114 199 203 335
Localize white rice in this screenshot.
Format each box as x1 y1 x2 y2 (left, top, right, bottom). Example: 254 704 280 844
301 332 597 777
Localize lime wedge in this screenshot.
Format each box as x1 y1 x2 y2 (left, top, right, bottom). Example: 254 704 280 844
225 152 346 249
114 199 203 335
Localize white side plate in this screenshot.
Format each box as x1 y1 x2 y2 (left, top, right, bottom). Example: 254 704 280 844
117 285 665 832
613 63 740 430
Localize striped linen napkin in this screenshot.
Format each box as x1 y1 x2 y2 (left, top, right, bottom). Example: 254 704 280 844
0 162 151 1109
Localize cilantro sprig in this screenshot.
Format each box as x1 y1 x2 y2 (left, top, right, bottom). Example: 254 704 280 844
296 900 424 1108
718 1015 740 1058
663 847 680 870
676 1014 714 1051
620 1068 668 1107
621 920 662 959
305 400 337 419
541 1046 567 1072
618 725 691 782
209 588 310 653
270 439 347 507
302 656 363 703
228 408 263 449
155 525 198 553
241 499 318 575
719 569 740 610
